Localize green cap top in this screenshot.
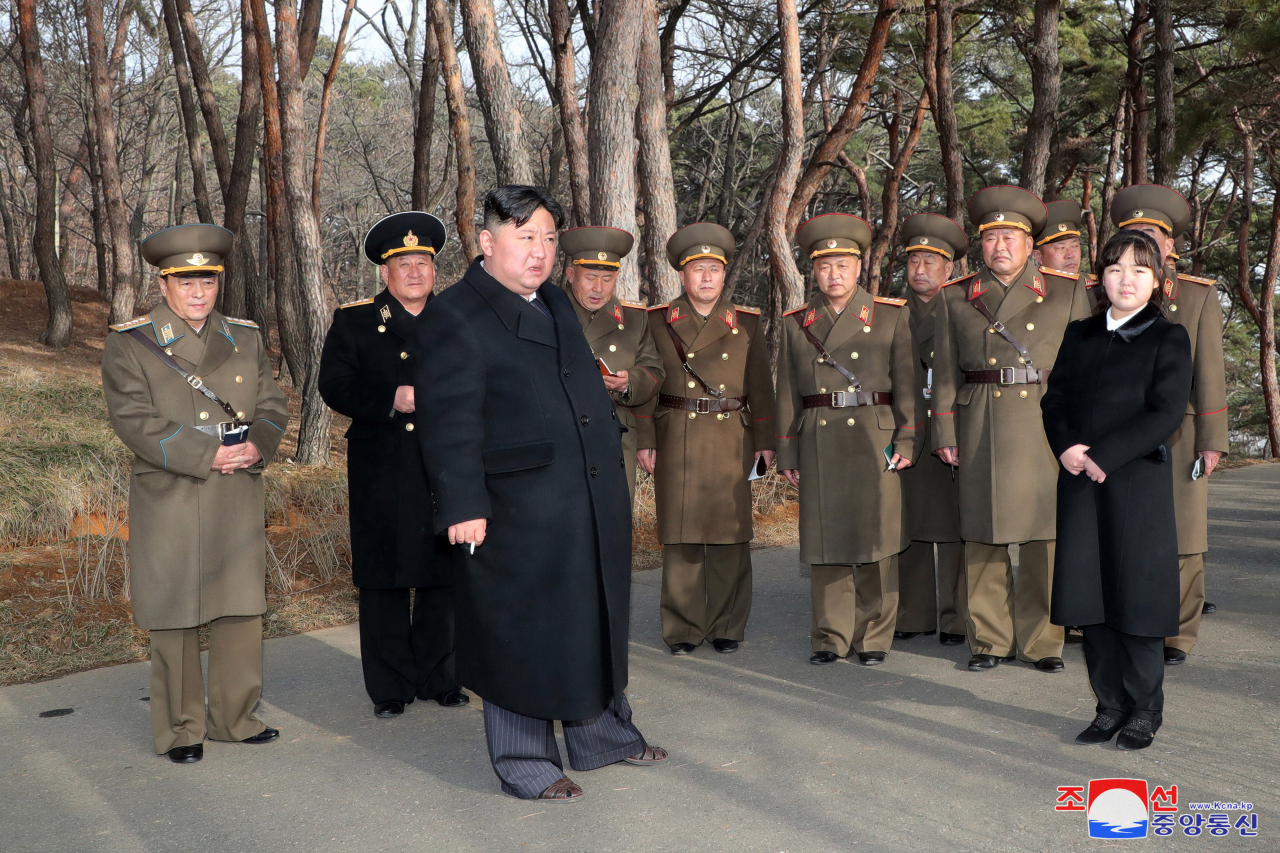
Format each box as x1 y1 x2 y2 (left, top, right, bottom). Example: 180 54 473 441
795 213 872 259
666 222 735 271
560 226 634 269
900 212 967 260
1110 184 1191 238
1036 200 1085 246
140 224 234 275
967 185 1048 236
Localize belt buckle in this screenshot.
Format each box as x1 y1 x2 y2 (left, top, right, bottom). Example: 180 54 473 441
186 374 204 390
999 367 1016 385
830 390 846 408
695 398 711 414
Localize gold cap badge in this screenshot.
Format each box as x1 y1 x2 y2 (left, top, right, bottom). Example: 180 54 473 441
1058 223 1067 231
1134 210 1143 217
827 239 838 248
187 253 208 266
920 237 929 245
403 230 419 247
994 213 1005 222
597 251 608 260
700 245 711 253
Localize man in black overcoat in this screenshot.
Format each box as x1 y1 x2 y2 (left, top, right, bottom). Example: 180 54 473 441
414 186 667 802
319 211 467 718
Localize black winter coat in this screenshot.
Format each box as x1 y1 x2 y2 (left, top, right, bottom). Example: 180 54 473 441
318 289 454 589
1041 303 1193 636
414 260 632 721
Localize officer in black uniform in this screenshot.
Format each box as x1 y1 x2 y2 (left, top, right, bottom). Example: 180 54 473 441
319 211 468 718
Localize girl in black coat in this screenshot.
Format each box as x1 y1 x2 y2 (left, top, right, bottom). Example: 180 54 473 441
1041 230 1193 751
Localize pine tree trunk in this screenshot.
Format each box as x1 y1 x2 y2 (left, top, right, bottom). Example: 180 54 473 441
428 0 479 259
1019 0 1060 198
549 0 591 226
160 0 214 223
412 24 440 210
636 0 680 303
458 0 533 185
1151 0 1175 185
932 0 966 225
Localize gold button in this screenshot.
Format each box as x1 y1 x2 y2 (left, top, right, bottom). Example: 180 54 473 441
1170 303 1178 312
848 385 855 392
687 351 695 358
237 411 246 419
1035 296 1044 303
863 326 871 333
716 413 725 420
405 422 415 432
617 324 625 331
377 325 386 333
820 387 827 393
851 352 859 359
846 418 855 426
732 328 739 334
1019 390 1028 398
400 351 409 359
235 375 243 384
1018 357 1025 364
234 346 240 353
721 353 728 360
719 384 725 391
199 412 209 420
930 351 934 358
989 357 998 365
687 380 696 389
988 327 996 334
165 348 173 355
689 412 697 419
609 344 617 352
1025 323 1035 331
993 390 1001 398
819 419 827 426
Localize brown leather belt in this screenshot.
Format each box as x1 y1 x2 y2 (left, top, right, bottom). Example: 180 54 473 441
801 390 892 409
964 367 1051 385
658 393 746 414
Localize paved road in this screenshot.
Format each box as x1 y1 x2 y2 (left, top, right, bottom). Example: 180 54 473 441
2 465 1277 852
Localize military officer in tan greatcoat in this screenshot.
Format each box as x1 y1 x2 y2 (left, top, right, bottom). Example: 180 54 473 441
893 213 968 647
932 186 1092 673
1110 185 1228 666
637 223 777 655
776 214 919 665
560 226 665 505
1034 200 1086 276
102 224 289 763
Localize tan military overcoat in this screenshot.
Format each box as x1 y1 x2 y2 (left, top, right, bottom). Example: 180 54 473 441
102 302 289 630
638 292 776 544
900 289 962 543
775 289 919 565
569 294 665 496
931 263 1091 544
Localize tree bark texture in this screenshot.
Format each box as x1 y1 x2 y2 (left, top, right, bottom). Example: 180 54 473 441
1124 0 1150 186
314 0 360 217
1097 89 1128 258
549 0 591 226
1019 0 1060 198
587 0 642 300
764 0 806 350
86 0 141 323
637 0 680 303
1151 0 1175 185
459 0 534 185
225 0 265 324
931 0 966 224
429 0 479 260
15 0 73 347
868 88 930 295
412 23 441 209
160 0 214 223
274 0 334 464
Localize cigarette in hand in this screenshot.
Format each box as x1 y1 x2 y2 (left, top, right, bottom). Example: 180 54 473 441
469 542 475 555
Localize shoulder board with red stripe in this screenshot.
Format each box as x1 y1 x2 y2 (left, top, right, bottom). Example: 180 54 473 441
647 302 669 312
1178 273 1217 287
942 273 977 288
620 300 648 309
1085 274 1098 288
735 305 762 315
1038 266 1078 280
782 306 807 316
873 296 907 306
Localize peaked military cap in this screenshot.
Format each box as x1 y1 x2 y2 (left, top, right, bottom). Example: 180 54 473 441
141 224 234 276
1110 184 1191 238
1036 200 1085 246
363 211 447 264
796 213 872 259
560 226 634 270
900 212 967 260
666 222 735 271
967 185 1047 236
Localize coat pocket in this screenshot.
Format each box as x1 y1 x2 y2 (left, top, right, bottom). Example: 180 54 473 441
875 407 896 431
956 384 978 406
483 440 556 474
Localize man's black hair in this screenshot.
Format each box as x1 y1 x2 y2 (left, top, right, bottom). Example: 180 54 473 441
482 185 565 232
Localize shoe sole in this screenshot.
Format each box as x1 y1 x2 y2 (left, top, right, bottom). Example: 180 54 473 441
1116 739 1154 751
713 645 738 654
809 657 838 666
623 757 668 766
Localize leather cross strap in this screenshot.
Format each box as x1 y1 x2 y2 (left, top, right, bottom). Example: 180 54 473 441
658 393 746 413
963 367 1051 385
967 289 1038 370
127 328 244 424
665 321 724 399
794 312 862 390
802 390 893 409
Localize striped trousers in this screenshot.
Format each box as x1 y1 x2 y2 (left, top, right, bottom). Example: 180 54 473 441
482 694 646 798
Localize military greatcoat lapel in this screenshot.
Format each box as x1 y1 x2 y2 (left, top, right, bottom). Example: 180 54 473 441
992 263 1042 325
826 289 873 350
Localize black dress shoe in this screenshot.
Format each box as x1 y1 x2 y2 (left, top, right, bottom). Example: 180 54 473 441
242 727 279 744
712 639 739 653
374 700 406 718
856 651 886 666
1115 717 1156 750
1163 646 1187 665
434 690 470 707
1202 601 1217 614
1074 713 1124 745
809 651 839 665
968 653 1015 671
167 744 203 764
893 630 936 640
938 632 966 645
1035 656 1065 672
670 642 695 655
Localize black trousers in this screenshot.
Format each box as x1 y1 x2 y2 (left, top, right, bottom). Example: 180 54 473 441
358 587 458 704
482 695 646 799
1082 624 1164 724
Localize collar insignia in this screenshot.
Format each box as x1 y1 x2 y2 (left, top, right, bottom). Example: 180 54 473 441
803 308 819 327
160 323 175 344
611 304 624 323
858 304 870 324
667 305 682 323
380 304 392 322
722 308 736 329
1164 277 1176 298
969 279 986 300
1028 274 1046 296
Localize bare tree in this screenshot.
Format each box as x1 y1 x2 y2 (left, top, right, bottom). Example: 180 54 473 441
1018 0 1060 198
1123 0 1150 186
1151 0 1175 185
636 0 679 303
160 0 214 222
930 0 966 224
549 0 590 225
428 0 479 259
763 0 805 327
459 0 534 185
412 22 441 209
15 0 73 347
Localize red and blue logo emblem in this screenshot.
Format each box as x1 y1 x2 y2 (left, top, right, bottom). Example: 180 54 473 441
1088 778 1149 838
